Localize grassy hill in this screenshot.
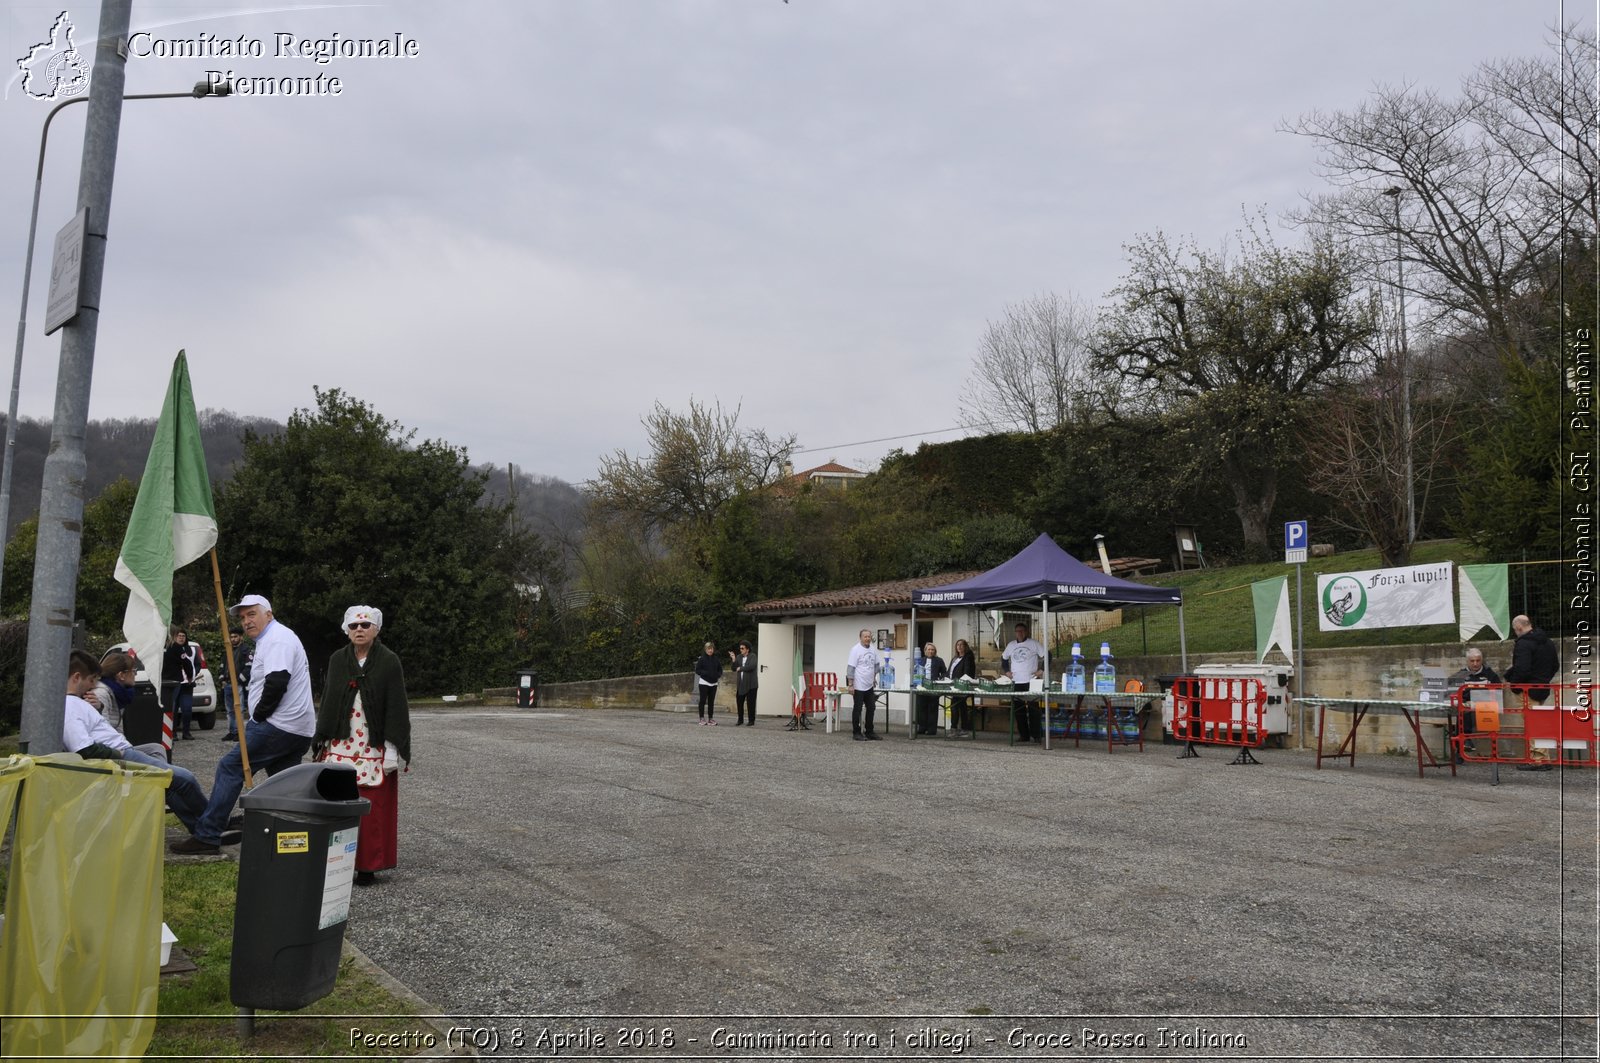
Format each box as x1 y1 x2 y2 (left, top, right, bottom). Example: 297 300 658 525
1089 539 1524 657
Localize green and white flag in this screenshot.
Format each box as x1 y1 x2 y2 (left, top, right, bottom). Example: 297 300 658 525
1458 563 1510 641
1252 576 1292 663
792 639 805 710
113 352 217 698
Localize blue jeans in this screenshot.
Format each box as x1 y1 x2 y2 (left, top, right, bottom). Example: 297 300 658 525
194 719 311 844
162 682 195 737
220 681 237 737
120 747 208 834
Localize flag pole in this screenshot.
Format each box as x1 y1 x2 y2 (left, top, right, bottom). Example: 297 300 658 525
209 547 253 787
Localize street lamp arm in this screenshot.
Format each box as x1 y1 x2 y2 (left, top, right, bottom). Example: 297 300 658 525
0 79 230 612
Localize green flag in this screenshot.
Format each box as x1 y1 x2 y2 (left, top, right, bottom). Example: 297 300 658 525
1252 576 1292 663
1459 564 1510 641
113 352 218 694
792 639 805 711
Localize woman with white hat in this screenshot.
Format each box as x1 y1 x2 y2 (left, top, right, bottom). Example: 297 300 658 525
315 604 411 886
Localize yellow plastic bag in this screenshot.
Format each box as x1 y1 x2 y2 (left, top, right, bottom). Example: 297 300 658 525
0 754 169 1062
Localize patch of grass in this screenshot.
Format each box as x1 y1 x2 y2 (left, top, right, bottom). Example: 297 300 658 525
150 858 438 1059
1091 539 1486 657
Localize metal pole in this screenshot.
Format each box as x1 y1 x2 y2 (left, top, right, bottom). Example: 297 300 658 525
1295 564 1305 750
1 84 227 612
18 0 133 755
1177 602 1188 672
1385 187 1415 544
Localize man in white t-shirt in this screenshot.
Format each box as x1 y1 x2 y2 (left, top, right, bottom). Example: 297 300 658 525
1003 622 1046 743
63 650 209 834
845 628 882 741
173 594 315 854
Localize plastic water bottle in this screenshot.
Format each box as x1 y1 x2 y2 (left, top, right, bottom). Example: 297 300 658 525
1093 642 1116 694
911 656 923 689
883 656 896 690
1065 642 1086 694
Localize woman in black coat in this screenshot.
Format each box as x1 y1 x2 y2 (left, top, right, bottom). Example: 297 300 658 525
947 638 978 736
694 641 723 725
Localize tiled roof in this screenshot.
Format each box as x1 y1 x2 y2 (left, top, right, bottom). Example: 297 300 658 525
794 462 864 478
743 571 983 616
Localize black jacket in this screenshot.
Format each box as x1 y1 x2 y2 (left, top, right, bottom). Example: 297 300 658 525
1505 627 1559 703
694 653 723 684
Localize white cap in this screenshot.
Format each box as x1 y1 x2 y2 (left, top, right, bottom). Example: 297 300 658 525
229 593 272 614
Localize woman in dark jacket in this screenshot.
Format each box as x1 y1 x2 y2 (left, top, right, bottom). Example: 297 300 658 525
694 641 723 725
947 638 978 737
915 641 948 735
316 604 411 885
730 640 759 726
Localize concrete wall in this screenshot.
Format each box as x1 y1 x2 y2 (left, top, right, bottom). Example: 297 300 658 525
504 672 694 711
1110 639 1578 754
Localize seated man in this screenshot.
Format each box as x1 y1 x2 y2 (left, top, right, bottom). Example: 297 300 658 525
1447 647 1501 760
64 649 209 836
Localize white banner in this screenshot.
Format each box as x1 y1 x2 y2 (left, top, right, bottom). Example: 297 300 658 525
1317 563 1455 631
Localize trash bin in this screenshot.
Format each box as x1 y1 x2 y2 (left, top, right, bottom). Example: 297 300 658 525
229 763 370 1011
516 667 539 709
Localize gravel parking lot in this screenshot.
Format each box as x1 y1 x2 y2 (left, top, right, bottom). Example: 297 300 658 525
175 707 1598 1059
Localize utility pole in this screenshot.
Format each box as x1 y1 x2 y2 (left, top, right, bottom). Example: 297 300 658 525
19 0 133 754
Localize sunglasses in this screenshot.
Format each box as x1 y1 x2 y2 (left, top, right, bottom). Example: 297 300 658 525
347 622 374 630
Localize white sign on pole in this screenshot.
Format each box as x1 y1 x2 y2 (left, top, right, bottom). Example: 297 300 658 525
1317 563 1455 631
1284 520 1308 564
44 208 88 335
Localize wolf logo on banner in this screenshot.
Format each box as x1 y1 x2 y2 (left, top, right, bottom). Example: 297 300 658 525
1317 564 1454 632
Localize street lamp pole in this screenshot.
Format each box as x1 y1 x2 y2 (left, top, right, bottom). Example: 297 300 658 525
1383 186 1415 544
0 79 229 612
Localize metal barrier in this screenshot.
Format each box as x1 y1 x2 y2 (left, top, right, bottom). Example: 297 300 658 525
790 671 837 732
1452 683 1599 769
1170 675 1268 765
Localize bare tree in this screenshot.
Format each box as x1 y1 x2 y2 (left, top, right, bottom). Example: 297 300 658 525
1286 24 1594 365
959 292 1111 432
1301 329 1461 566
588 399 795 543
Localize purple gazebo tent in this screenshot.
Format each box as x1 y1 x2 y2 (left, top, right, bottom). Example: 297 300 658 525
911 533 1186 749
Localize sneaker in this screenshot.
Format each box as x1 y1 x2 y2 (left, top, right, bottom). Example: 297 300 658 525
170 836 220 855
852 733 865 741
708 719 717 726
734 720 744 726
864 732 882 741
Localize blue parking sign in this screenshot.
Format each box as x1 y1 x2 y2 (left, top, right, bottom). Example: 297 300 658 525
1284 520 1308 563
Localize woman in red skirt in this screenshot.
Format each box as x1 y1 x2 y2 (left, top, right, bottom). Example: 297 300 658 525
316 604 411 886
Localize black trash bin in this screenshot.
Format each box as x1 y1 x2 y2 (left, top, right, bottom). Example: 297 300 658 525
230 763 370 1011
516 667 539 709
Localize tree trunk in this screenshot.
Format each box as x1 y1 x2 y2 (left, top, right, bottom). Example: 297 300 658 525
1227 462 1278 549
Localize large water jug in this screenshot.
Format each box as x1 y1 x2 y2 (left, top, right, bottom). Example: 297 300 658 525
1065 642 1086 694
1093 642 1116 694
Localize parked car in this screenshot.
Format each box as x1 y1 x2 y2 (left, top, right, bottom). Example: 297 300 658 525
102 641 219 730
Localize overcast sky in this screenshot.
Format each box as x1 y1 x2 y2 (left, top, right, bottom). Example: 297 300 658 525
0 1 1586 485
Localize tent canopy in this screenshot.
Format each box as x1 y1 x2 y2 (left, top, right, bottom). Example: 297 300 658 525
912 533 1181 609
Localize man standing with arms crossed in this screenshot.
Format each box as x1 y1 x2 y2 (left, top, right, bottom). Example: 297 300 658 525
172 595 315 854
847 628 882 742
1004 622 1046 743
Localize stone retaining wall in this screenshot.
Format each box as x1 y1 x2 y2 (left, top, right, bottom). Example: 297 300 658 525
486 672 694 711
